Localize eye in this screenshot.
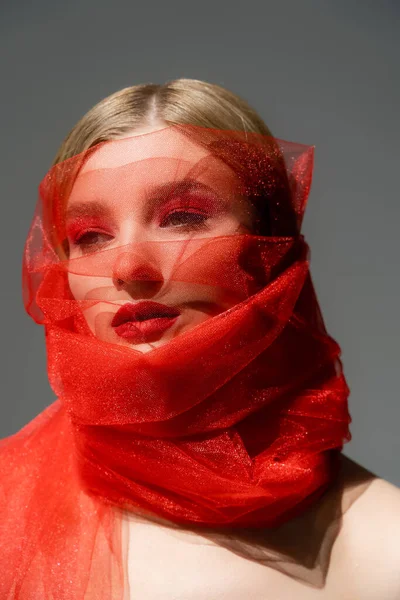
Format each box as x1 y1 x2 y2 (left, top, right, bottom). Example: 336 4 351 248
159 209 211 230
72 230 113 249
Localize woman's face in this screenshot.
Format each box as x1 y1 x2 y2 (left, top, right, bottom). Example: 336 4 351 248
66 124 256 353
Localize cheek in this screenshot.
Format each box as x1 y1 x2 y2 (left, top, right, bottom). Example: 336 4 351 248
68 272 88 300
209 214 249 236
67 273 106 301
67 273 109 335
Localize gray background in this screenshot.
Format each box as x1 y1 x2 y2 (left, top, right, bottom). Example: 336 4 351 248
1 1 398 485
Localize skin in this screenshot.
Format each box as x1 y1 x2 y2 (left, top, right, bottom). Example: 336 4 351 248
65 122 256 353
120 457 400 599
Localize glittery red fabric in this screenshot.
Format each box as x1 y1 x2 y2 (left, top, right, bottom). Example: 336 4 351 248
0 125 351 597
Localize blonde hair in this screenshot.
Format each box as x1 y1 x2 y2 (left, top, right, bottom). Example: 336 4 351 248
51 78 273 166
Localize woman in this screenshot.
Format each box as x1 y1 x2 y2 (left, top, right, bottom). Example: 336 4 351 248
2 78 400 599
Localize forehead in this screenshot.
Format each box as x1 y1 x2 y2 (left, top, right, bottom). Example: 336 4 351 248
67 127 242 208
80 127 211 173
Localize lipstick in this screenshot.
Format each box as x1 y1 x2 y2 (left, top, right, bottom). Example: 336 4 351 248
111 301 181 343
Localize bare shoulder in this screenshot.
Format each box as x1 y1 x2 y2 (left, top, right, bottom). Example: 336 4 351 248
341 454 400 529
336 455 400 599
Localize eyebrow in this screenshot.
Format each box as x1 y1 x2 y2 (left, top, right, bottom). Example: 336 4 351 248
65 178 222 221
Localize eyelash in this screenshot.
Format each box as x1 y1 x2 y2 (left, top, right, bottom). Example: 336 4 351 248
71 209 211 248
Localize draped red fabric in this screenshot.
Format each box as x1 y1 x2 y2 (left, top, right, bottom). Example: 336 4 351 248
0 124 352 597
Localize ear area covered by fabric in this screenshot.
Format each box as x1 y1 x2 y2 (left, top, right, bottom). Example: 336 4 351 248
0 124 351 598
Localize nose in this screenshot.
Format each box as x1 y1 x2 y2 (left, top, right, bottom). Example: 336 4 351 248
112 245 164 298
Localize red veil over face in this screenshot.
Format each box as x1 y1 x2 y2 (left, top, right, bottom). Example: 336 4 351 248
1 124 352 597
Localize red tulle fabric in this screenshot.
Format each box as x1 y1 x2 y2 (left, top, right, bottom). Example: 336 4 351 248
0 124 352 597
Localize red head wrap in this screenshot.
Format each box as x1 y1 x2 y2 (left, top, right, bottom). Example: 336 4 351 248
1 124 351 597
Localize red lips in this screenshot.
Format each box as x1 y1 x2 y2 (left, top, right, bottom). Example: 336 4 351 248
111 301 181 327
